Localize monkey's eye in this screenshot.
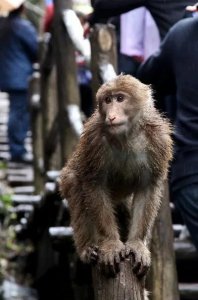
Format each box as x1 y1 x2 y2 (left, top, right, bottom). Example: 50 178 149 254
117 94 124 102
104 96 111 104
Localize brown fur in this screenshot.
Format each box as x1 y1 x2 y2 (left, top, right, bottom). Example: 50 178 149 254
59 75 173 281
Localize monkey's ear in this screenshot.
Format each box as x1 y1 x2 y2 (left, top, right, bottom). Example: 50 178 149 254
144 84 155 105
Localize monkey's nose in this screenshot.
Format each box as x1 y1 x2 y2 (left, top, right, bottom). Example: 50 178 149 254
109 116 116 123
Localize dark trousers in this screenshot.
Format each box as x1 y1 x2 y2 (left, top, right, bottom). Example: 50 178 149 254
8 90 30 159
173 183 198 251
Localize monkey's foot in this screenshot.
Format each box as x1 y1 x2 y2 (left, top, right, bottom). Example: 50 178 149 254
80 245 99 264
98 240 125 277
125 240 151 278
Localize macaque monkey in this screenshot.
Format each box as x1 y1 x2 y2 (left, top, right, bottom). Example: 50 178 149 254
59 75 173 280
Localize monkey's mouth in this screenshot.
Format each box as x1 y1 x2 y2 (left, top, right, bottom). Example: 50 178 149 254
106 122 127 134
107 122 126 127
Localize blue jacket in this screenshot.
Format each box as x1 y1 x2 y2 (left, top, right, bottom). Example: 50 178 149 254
0 15 38 91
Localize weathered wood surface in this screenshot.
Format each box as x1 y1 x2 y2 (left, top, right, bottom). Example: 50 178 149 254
92 258 145 300
53 0 81 165
149 182 179 300
90 23 146 300
29 70 44 193
90 24 117 99
40 36 62 171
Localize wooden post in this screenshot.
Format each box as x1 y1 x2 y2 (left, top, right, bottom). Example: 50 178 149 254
40 36 62 171
29 66 44 194
149 182 179 300
90 24 117 99
90 24 145 299
53 0 81 166
92 258 145 300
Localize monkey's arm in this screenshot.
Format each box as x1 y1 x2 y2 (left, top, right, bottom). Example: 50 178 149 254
85 185 125 259
60 168 97 263
126 180 163 277
68 182 125 271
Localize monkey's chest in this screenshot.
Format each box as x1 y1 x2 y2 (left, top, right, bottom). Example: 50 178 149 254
107 150 151 195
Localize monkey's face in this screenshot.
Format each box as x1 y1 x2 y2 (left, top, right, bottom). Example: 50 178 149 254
99 91 135 135
96 75 152 136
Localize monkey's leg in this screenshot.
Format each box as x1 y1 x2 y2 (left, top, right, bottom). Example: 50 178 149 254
85 187 125 276
126 182 162 278
69 194 99 264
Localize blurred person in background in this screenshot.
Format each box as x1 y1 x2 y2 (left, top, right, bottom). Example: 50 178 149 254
43 0 93 118
91 0 195 39
119 7 160 76
138 3 198 251
0 0 38 162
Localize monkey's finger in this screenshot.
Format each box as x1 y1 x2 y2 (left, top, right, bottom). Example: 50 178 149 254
137 265 149 279
131 251 137 263
133 261 141 274
90 251 99 263
114 254 121 273
108 262 117 277
114 253 120 265
91 250 98 257
93 245 99 251
114 262 120 274
120 248 126 260
100 258 115 278
125 247 131 257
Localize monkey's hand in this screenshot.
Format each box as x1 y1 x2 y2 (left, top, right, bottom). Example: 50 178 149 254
125 240 151 278
80 245 99 264
98 240 125 277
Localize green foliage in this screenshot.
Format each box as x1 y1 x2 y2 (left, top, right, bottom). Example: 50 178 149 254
0 162 7 170
0 194 12 207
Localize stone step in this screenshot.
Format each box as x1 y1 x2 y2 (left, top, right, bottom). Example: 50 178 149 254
0 116 8 124
0 136 8 144
0 131 7 138
0 144 9 151
179 283 198 299
0 124 7 132
7 161 33 169
174 240 198 260
12 186 35 195
0 144 32 152
46 170 60 181
10 204 34 213
11 194 41 205
0 152 10 161
8 176 33 186
7 168 33 176
49 226 73 238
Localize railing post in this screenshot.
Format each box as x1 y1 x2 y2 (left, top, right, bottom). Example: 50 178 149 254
90 24 145 299
29 65 44 194
149 182 179 300
53 0 82 166
90 24 117 98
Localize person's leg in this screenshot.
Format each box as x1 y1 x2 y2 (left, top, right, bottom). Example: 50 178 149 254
8 90 30 160
173 183 198 251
